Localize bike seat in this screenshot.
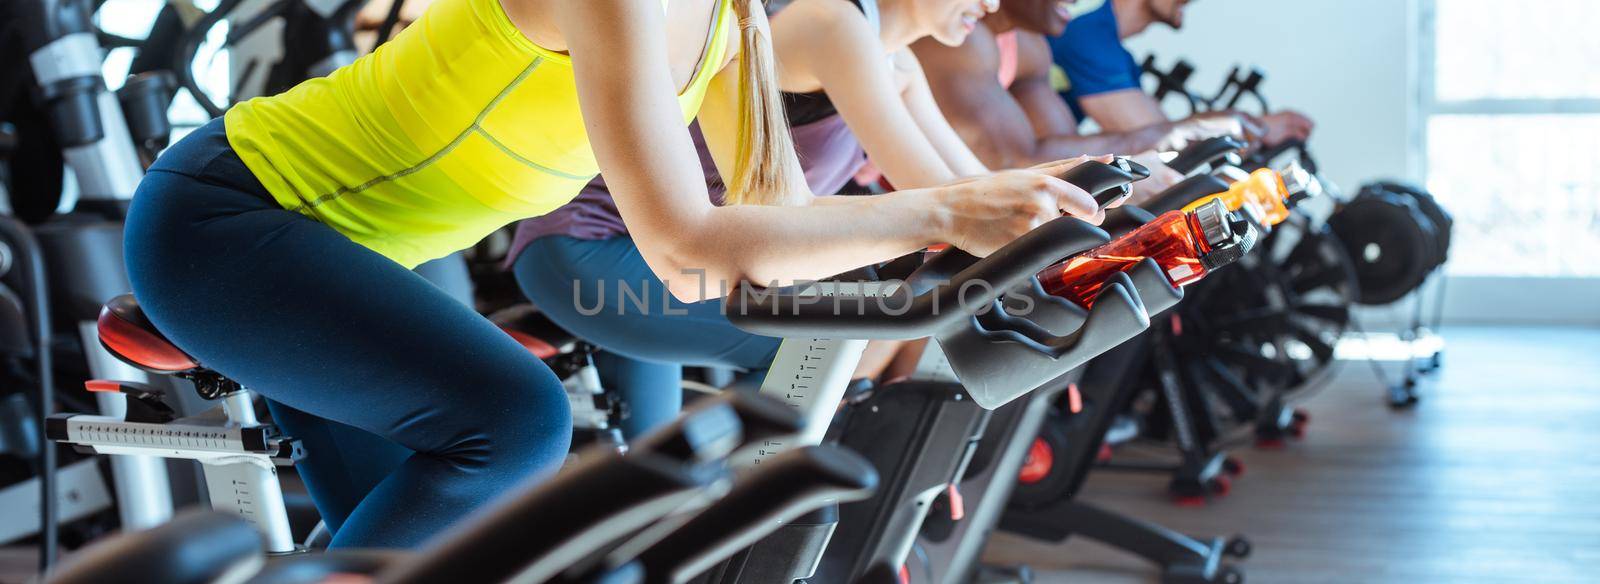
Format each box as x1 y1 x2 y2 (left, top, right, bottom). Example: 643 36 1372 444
499 310 581 360
97 294 200 374
501 327 560 360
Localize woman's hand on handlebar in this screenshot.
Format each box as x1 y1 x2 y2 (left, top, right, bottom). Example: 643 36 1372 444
934 156 1105 257
1161 111 1263 151
1126 151 1183 207
1257 109 1315 147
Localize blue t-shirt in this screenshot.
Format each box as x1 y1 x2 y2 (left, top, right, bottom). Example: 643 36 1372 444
1048 0 1142 121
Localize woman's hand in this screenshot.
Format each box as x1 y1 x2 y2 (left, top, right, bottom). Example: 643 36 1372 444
1126 151 1184 207
1257 109 1315 147
932 156 1103 257
1160 111 1263 151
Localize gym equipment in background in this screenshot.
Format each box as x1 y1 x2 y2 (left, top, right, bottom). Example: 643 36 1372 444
8 1 194 558
1328 180 1453 406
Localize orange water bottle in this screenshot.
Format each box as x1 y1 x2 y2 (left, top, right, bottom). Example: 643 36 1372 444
1184 168 1291 226
1040 199 1255 308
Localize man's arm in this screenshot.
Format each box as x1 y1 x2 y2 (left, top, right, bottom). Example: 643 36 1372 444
912 28 1168 169
1007 33 1173 156
1079 88 1169 132
896 50 989 177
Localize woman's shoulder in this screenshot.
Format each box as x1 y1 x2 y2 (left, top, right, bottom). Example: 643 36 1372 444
773 0 873 30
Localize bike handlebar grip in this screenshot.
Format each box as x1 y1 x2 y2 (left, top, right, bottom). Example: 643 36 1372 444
1166 136 1247 175
1099 205 1159 238
725 393 806 451
381 452 718 584
725 217 1108 339
1056 160 1142 209
45 510 263 584
246 550 410 584
1142 174 1231 216
1251 138 1317 173
629 393 753 466
940 259 1180 410
632 445 878 584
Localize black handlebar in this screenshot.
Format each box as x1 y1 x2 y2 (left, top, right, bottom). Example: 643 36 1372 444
726 156 1150 340
1058 158 1145 210
1142 174 1231 215
1245 138 1318 175
725 217 1111 340
1166 136 1247 175
44 510 262 584
380 394 803 584
631 445 879 584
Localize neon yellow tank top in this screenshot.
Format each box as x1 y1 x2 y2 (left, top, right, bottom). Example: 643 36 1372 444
224 0 733 268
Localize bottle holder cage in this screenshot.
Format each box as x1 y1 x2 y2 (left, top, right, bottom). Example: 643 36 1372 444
726 215 1183 412
939 259 1183 410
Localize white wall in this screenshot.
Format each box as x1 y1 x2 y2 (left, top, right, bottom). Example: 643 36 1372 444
1122 0 1418 191
1124 1 1600 327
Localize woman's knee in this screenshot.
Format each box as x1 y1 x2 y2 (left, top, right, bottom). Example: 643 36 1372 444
426 359 572 473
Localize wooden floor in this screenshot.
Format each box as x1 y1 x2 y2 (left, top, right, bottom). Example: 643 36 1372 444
983 325 1600 583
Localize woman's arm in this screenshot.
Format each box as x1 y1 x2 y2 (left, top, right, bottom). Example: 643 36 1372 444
895 50 990 178
557 0 1092 301
772 0 958 189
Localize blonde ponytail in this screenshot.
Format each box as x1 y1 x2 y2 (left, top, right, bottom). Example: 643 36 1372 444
725 0 804 206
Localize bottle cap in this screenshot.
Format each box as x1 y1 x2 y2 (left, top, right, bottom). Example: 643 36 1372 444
1195 199 1257 270
1281 160 1322 205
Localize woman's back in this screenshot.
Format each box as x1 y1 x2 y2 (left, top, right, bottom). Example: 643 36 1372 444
226 0 729 268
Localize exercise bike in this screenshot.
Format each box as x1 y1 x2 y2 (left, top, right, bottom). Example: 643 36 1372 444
42 171 1213 582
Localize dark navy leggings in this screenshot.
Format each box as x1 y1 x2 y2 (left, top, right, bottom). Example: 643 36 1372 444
513 235 781 438
124 120 571 548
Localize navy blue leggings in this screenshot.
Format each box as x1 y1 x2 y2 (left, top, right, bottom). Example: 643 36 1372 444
124 120 571 548
513 235 781 438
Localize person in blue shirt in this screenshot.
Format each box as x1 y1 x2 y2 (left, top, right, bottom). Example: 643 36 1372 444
1050 0 1313 147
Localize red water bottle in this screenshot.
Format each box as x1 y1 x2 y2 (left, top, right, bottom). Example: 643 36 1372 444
1040 199 1255 308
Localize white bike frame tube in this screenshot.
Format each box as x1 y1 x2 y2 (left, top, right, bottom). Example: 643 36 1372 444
741 281 905 466
78 322 175 530
216 390 295 553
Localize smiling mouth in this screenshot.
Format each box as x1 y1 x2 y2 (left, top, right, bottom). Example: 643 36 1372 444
1054 0 1074 21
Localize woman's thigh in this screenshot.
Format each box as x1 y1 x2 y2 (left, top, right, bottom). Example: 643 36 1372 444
513 235 781 371
125 170 571 473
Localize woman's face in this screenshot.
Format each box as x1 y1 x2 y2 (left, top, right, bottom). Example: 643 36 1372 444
1002 0 1079 37
920 0 1000 46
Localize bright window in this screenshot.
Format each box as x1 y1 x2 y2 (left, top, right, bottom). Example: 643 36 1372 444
1422 0 1600 277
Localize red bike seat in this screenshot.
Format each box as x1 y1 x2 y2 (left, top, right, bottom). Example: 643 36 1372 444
501 327 560 360
98 294 200 374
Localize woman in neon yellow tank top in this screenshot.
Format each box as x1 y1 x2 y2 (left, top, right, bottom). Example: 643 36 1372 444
124 0 1103 548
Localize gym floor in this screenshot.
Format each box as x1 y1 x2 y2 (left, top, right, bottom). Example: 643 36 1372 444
4 326 1597 584
984 325 1600 583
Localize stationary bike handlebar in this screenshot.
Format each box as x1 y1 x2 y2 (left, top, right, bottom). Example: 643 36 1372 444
728 160 1187 409
376 393 804 584
630 445 880 584
726 218 1110 340
1166 136 1247 176
724 159 1143 340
